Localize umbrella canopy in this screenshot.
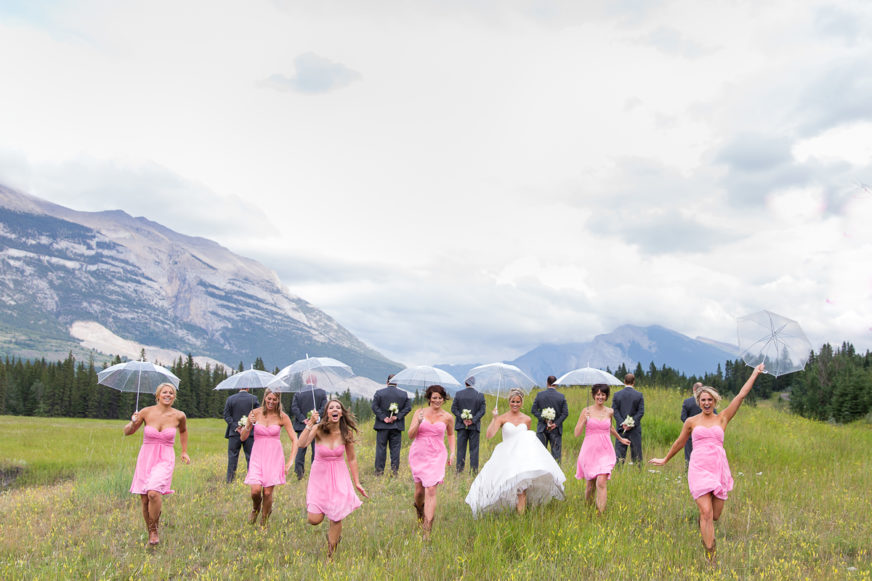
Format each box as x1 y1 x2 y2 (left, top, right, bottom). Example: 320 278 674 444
213 368 276 391
737 310 813 377
389 365 462 396
97 360 180 411
553 367 624 387
464 363 537 399
268 356 354 393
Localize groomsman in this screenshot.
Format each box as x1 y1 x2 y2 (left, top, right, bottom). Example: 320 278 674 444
451 377 487 474
223 388 259 483
371 374 412 476
531 375 569 462
613 373 645 465
290 378 328 480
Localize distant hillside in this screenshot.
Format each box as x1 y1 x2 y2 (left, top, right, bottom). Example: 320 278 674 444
0 184 400 381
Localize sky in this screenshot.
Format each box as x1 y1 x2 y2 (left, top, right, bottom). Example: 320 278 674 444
1 0 871 366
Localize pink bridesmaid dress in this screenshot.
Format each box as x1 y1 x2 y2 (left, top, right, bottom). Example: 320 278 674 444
306 443 362 521
130 426 177 495
687 425 733 500
408 420 448 487
575 417 617 481
244 424 287 488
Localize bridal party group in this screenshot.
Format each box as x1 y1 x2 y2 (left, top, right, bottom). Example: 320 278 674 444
124 363 766 565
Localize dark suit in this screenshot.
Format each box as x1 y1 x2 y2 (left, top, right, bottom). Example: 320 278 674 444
223 390 259 483
531 387 569 462
290 387 328 479
450 387 487 474
613 385 644 465
371 385 412 475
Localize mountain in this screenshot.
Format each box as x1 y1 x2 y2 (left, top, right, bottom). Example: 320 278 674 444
0 184 400 382
436 325 737 386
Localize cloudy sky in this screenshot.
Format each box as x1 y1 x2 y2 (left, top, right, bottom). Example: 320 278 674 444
2 0 871 365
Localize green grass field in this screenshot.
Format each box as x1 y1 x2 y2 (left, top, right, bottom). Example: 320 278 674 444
1 387 870 580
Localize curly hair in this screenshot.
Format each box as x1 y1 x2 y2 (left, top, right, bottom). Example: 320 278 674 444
694 385 722 408
315 398 359 444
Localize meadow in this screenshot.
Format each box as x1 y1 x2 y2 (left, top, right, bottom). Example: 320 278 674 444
1 387 870 580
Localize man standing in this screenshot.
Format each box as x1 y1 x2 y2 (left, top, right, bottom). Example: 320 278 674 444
451 377 487 474
290 378 328 480
223 387 259 483
371 374 412 476
613 373 645 465
682 382 714 465
531 375 569 463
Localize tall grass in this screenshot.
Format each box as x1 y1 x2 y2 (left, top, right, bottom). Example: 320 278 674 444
1 387 870 580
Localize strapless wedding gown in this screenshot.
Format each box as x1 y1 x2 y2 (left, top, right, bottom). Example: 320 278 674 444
465 422 566 517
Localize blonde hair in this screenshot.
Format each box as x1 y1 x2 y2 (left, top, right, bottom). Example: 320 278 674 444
262 388 284 418
694 385 722 407
507 388 525 402
155 382 177 397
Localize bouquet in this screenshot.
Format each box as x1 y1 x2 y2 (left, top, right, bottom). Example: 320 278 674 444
237 415 248 428
621 415 635 430
306 409 316 419
388 402 399 418
541 407 556 421
460 409 472 427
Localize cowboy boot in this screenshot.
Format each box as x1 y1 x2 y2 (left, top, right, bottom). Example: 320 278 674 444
147 514 160 545
702 538 717 567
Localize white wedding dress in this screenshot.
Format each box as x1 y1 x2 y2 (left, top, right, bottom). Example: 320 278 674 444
465 422 566 517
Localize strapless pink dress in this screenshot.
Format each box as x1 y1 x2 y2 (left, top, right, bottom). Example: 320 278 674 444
408 421 448 487
130 426 176 495
688 425 733 500
576 417 617 481
306 443 362 521
244 424 287 487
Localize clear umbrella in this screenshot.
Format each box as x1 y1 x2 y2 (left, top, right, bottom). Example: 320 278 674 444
97 359 180 411
213 368 276 391
389 365 462 396
268 356 354 410
737 310 813 377
553 367 624 387
464 362 537 401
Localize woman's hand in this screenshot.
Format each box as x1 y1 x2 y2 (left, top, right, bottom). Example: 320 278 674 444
648 458 666 466
619 436 631 446
131 412 139 423
180 452 191 464
355 482 369 498
492 407 499 418
247 409 257 425
417 410 425 422
448 451 455 466
306 411 320 427
285 460 293 475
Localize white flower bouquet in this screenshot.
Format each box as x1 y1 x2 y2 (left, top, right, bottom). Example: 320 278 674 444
460 409 473 420
541 407 556 421
237 415 248 428
621 415 635 429
388 402 399 417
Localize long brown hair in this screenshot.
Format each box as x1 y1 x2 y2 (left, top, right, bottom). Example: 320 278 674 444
261 388 284 419
315 398 359 444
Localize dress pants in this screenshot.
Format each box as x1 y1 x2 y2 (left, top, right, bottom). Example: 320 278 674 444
455 428 481 474
226 435 254 483
374 429 402 475
615 428 643 465
536 429 563 462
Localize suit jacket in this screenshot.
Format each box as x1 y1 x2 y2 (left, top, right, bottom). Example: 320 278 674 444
451 387 487 432
531 388 569 435
613 386 644 432
223 391 260 438
371 385 412 430
290 388 328 432
681 396 702 422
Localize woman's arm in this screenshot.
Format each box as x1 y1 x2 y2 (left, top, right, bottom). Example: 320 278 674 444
239 408 258 442
648 419 693 466
296 412 319 449
407 407 424 439
484 407 503 439
123 407 147 436
446 415 456 466
574 407 589 437
282 412 299 472
345 442 369 498
720 363 765 426
177 411 191 464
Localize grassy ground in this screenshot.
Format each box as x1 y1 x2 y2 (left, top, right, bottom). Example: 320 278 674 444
1 387 870 580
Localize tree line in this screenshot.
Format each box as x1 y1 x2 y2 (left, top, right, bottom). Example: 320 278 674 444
0 344 868 424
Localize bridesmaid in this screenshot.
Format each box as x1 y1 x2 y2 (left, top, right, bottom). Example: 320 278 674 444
297 399 367 560
240 388 298 526
123 382 190 546
407 384 456 540
574 384 630 514
650 363 765 565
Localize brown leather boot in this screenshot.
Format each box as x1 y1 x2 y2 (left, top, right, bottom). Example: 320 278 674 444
702 538 717 567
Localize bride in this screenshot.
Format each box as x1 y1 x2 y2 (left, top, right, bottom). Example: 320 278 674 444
465 388 566 516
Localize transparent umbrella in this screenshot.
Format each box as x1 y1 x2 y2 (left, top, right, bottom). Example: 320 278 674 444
464 362 537 401
213 368 276 391
553 367 624 387
97 359 180 411
268 356 354 410
737 310 813 377
389 365 462 396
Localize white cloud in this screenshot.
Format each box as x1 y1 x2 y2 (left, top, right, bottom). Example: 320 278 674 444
1 0 871 365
